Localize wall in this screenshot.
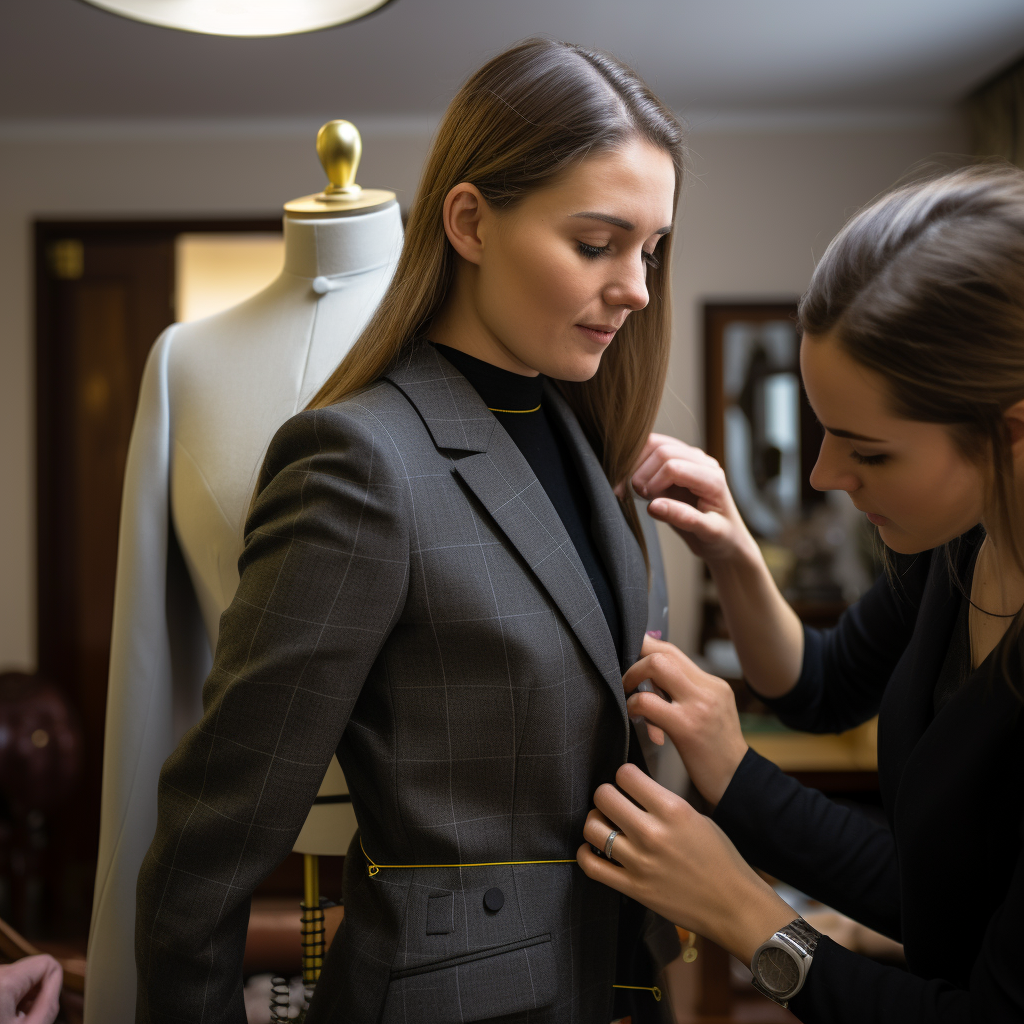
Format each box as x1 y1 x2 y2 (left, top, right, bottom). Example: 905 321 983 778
660 111 967 647
0 111 966 669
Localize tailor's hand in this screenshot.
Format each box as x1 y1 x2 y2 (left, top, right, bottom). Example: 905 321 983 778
630 631 668 747
578 765 795 963
631 433 758 566
624 635 748 807
0 954 62 1024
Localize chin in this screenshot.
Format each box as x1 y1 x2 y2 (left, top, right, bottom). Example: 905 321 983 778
877 522 963 555
545 351 604 383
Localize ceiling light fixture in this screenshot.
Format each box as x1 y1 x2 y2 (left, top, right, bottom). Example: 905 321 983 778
79 0 395 38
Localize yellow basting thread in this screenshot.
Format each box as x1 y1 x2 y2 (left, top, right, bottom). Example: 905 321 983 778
612 984 662 1001
487 404 542 414
360 837 574 877
361 841 667 1004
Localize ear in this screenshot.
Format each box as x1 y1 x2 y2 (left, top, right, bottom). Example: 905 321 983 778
1005 399 1024 450
442 182 491 266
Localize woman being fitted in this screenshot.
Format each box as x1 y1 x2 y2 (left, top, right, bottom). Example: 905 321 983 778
581 165 1024 1021
135 39 683 1024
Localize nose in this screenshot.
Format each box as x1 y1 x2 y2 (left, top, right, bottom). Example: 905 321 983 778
603 253 650 312
809 434 860 493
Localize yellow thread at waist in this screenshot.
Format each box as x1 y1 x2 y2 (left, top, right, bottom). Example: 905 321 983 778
487 404 541 414
612 984 662 1001
361 837 574 877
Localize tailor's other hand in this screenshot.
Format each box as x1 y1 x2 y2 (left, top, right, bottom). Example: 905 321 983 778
630 631 668 747
624 634 747 806
577 765 794 962
631 433 758 567
0 954 62 1024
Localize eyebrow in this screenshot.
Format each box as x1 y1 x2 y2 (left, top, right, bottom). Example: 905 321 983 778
825 426 887 443
569 212 673 235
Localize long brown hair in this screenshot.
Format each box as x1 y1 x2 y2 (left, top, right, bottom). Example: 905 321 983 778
799 163 1024 691
308 38 686 564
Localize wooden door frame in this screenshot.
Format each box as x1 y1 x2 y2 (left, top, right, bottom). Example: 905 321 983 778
34 216 282 666
31 216 281 935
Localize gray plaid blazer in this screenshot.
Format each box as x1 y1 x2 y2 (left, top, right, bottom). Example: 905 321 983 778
136 342 655 1024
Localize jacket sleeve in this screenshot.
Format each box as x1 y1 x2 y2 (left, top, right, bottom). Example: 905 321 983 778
755 552 932 734
134 402 410 1024
719 751 1024 1022
787 836 1024 1024
713 749 902 940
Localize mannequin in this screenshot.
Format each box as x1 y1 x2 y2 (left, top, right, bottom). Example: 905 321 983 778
84 122 404 1024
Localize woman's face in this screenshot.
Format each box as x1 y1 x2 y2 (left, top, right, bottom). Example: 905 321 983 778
445 138 676 380
800 333 986 554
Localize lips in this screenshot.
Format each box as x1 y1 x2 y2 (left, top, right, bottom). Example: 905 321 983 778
576 323 619 344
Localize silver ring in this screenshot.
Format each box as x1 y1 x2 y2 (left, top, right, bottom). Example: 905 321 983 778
604 830 619 861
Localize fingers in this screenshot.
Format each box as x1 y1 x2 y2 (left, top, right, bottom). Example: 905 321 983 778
576 843 634 898
0 955 62 1024
626 690 676 733
640 633 669 657
25 958 62 1024
591 783 645 835
633 435 716 496
646 499 727 542
644 720 666 746
642 457 724 504
581 807 635 867
623 648 691 702
614 762 680 819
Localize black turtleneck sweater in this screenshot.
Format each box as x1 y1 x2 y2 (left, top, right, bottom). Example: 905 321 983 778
433 343 623 661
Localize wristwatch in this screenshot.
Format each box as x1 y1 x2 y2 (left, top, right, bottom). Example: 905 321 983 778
749 917 820 1007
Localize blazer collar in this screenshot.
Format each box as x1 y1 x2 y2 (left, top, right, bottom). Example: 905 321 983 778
386 343 646 734
385 341 496 453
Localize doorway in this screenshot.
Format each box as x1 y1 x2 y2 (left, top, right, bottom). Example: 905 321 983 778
30 217 280 939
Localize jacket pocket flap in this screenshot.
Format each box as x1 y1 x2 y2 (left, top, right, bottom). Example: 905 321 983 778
384 933 554 1023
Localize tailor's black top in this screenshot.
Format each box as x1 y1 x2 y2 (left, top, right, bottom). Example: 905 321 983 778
433 343 622 661
714 527 1024 1022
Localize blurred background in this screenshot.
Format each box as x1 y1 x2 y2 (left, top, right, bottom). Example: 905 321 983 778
2 1 1024 1020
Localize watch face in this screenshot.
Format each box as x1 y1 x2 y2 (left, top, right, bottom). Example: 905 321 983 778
757 946 800 995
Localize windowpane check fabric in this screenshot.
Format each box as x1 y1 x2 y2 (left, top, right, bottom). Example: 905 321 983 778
135 342 654 1024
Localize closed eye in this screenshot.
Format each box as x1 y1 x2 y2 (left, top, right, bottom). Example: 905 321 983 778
577 241 661 270
851 451 888 466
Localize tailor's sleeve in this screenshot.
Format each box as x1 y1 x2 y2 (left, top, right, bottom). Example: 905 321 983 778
785 832 1024 1022
713 749 901 940
134 404 410 1024
755 552 932 734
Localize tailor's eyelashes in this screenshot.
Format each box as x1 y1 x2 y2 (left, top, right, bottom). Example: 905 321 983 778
850 451 889 466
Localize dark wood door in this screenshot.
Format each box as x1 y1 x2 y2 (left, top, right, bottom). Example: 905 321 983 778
31 219 279 937
35 227 176 933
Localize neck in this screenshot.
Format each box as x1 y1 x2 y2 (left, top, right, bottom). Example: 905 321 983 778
430 266 540 376
282 202 402 280
976 523 1024 608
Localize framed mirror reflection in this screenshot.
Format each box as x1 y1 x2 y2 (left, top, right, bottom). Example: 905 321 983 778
701 302 881 681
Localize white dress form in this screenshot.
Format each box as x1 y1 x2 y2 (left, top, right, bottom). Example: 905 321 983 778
85 154 402 1021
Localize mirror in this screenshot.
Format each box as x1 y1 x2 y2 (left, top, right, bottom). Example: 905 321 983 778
704 303 878 625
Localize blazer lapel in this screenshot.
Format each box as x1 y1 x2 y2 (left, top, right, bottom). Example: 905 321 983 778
386 344 627 724
543 383 649 670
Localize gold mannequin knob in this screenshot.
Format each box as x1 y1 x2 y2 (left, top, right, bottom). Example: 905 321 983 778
283 118 395 217
317 120 363 198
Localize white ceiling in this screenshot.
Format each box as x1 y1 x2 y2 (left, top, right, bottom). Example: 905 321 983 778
3 0 1024 120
